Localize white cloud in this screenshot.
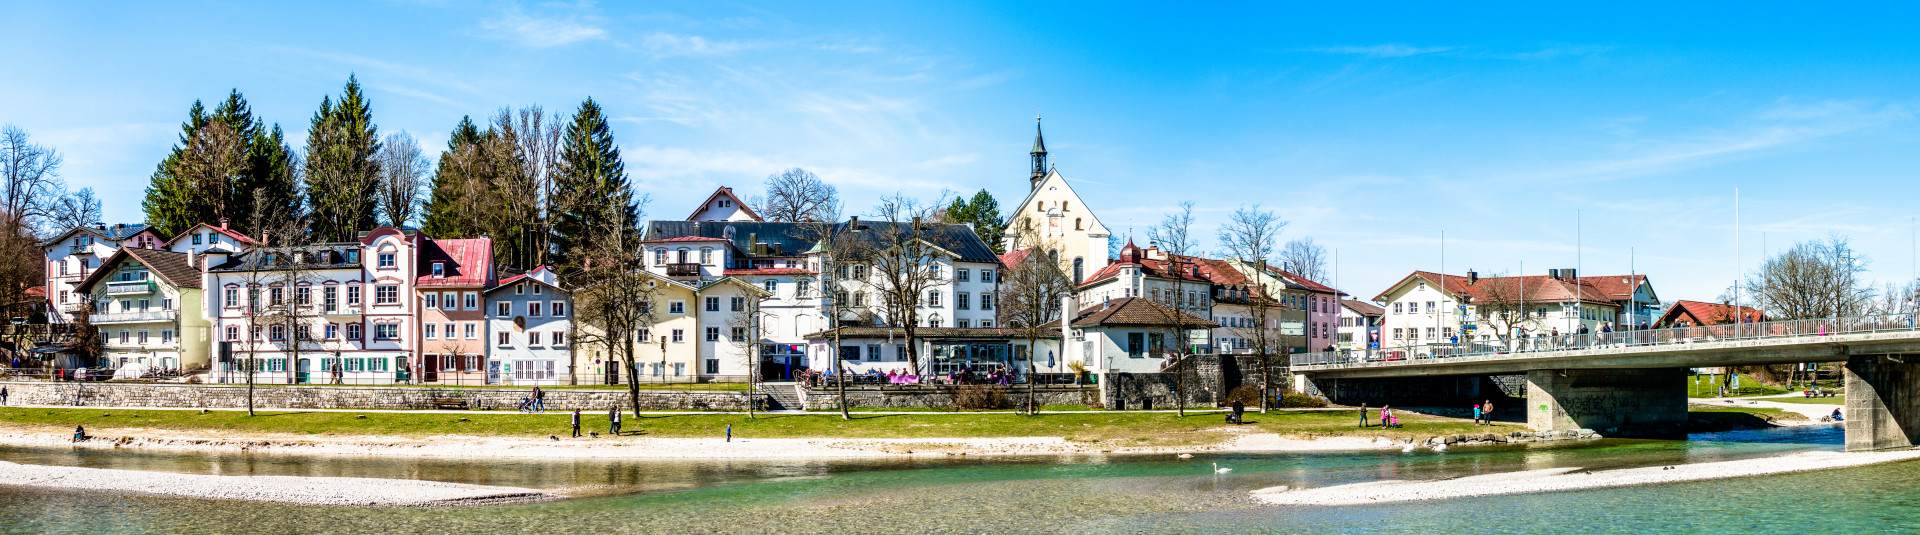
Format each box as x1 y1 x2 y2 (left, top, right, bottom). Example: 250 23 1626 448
481 9 607 48
640 32 753 58
1303 44 1454 58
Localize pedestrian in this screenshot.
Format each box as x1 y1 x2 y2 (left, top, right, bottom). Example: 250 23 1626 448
72 425 87 442
726 423 732 443
1483 400 1494 425
1359 402 1369 428
1472 402 1483 426
1 385 8 406
532 386 545 412
570 409 581 438
1230 400 1245 425
608 406 622 435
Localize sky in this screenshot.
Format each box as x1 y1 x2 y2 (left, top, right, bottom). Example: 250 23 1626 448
5 2 1920 305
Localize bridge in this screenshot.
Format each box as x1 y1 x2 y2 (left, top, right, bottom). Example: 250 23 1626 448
1288 314 1920 451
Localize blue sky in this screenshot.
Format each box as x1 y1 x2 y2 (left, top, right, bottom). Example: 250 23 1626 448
5 2 1920 304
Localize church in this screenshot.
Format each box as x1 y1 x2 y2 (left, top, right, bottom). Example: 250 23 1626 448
1000 119 1113 284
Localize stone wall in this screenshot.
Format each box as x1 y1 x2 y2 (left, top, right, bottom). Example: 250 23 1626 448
1098 372 1214 410
1525 367 1687 433
0 382 752 411
800 384 1100 409
1844 355 1920 451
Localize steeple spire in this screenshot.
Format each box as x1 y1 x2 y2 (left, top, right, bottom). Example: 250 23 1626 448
1030 115 1048 190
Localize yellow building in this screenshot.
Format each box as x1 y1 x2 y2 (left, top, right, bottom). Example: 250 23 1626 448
1001 119 1113 285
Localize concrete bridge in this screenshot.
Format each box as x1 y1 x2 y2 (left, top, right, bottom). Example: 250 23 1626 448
1288 315 1920 451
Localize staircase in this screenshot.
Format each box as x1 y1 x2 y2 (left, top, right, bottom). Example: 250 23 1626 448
761 382 805 411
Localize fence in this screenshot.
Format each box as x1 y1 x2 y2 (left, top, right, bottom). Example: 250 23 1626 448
0 366 755 391
1292 313 1920 368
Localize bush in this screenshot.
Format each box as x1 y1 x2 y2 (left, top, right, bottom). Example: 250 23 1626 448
1225 386 1263 406
953 385 1010 410
1277 393 1326 408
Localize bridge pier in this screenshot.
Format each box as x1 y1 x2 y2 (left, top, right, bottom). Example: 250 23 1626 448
1526 368 1688 433
1844 355 1920 451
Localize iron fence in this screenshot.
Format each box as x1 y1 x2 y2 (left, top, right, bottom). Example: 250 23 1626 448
0 367 756 391
1291 313 1920 368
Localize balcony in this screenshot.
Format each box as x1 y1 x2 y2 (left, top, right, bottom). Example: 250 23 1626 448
91 310 177 324
68 245 91 255
59 302 81 313
105 281 154 296
665 263 702 277
320 306 363 317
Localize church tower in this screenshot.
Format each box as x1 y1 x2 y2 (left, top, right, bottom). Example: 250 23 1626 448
1029 117 1048 191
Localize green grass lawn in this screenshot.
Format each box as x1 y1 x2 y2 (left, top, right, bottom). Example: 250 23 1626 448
0 406 1516 448
1686 374 1793 397
1765 395 1845 405
141 382 758 392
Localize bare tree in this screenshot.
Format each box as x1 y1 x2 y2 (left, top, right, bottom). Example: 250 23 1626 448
795 218 857 419
1279 237 1328 284
490 108 560 268
565 188 657 418
375 132 428 228
1463 273 1537 346
1744 234 1874 320
49 188 101 231
852 193 956 377
1147 201 1205 417
1871 280 1920 315
999 229 1074 415
0 124 65 229
726 292 773 418
753 168 842 222
1217 204 1286 412
1147 201 1199 258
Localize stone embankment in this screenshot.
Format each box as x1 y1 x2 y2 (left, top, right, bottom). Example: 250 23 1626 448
0 461 554 506
0 381 749 411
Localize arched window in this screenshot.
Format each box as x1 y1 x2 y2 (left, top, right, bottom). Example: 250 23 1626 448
1035 201 1043 212
1074 218 1083 230
699 248 713 265
1063 201 1070 211
1048 248 1059 263
1073 257 1084 283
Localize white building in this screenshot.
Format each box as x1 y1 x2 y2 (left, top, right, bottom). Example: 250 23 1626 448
1371 269 1648 353
1002 120 1112 285
43 223 165 322
1337 299 1383 351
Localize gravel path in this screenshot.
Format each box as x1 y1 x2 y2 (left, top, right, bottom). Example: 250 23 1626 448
1251 449 1920 506
0 461 555 506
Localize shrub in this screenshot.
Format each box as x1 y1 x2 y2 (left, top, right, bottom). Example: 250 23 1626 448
1225 386 1263 406
1277 393 1326 408
953 385 1010 410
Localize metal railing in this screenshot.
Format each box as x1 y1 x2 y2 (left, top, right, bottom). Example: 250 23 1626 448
1292 313 1920 368
91 310 178 324
104 281 153 295
0 367 757 389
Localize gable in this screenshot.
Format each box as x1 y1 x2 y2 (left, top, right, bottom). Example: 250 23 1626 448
1005 169 1110 237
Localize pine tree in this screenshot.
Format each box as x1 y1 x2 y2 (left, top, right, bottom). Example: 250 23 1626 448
141 90 302 238
549 98 639 269
421 116 484 238
303 75 382 242
946 189 1006 253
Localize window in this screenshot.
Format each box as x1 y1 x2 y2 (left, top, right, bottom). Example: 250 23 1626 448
269 325 285 341
1127 332 1145 357
956 269 970 282
528 301 542 317
639 328 651 342
671 329 685 343
981 293 994 311
1426 301 1436 313
957 292 970 310
1393 302 1402 314
706 327 719 341
853 292 867 306
137 330 148 344
464 292 477 310
669 301 684 314
375 324 398 340
553 332 566 346
927 291 941 307
533 283 543 295
325 324 338 339
1425 327 1435 340
957 319 970 328
296 325 310 340
375 285 398 304
269 287 284 305
700 248 713 265
138 298 150 311
225 326 239 341
705 297 719 312
425 293 439 309
731 326 746 340
654 249 667 265
431 262 444 277
378 252 395 268
323 286 337 311
192 233 202 245
1443 327 1454 340
927 317 942 328
347 285 361 305
443 323 455 338
347 323 362 340
497 301 510 316
1407 302 1418 314
346 250 358 263
730 296 744 311
497 331 510 346
424 323 437 339
296 287 311 306
529 332 542 346
763 280 778 293
464 322 477 339
551 301 565 317
797 279 811 296
980 319 994 328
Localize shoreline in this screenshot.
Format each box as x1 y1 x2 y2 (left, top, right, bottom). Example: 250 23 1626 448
1251 448 1920 506
0 460 555 507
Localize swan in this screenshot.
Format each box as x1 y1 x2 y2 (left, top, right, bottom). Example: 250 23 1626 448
1212 462 1233 474
1431 443 1448 452
1177 453 1193 459
1401 443 1416 453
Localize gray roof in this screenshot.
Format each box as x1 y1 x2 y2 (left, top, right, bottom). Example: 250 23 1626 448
207 243 364 273
643 220 1000 264
40 223 154 247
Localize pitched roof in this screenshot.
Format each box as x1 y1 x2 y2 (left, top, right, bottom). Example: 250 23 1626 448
644 236 732 244
162 221 261 247
686 186 763 222
1057 297 1219 328
74 248 202 293
723 267 814 276
41 223 159 247
1373 271 1619 306
1259 263 1340 295
803 326 1061 341
1342 299 1384 316
998 248 1036 270
1657 300 1767 326
206 243 364 273
416 238 493 287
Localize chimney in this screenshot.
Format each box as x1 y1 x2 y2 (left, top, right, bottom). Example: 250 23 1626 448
219 217 229 229
1548 269 1560 280
1563 268 1577 280
1467 270 1478 284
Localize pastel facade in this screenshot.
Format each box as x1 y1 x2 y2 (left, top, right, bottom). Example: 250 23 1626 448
1001 122 1111 285
204 228 419 385
485 266 570 385
72 248 210 373
43 223 164 322
416 238 493 384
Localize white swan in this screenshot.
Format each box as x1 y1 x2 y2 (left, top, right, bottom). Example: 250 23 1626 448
1401 443 1416 453
1177 453 1194 459
1212 462 1233 474
1431 443 1448 452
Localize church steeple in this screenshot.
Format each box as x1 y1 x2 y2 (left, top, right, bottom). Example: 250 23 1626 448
1030 116 1048 190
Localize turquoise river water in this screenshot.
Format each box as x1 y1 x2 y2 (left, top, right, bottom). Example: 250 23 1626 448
2 424 1917 534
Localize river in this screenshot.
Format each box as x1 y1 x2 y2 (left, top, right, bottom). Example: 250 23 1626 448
1 424 1914 534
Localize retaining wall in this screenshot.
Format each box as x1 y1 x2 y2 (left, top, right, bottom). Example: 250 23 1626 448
0 381 753 411
799 384 1101 409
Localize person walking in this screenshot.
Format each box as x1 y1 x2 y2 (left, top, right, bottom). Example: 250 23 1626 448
608 406 622 436
531 386 545 412
1359 403 1369 428
570 409 582 438
726 424 733 443
1482 400 1495 425
1472 402 1483 426
1 385 8 406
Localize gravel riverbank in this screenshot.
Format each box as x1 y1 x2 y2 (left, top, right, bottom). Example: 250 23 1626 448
1252 448 1920 506
0 461 555 506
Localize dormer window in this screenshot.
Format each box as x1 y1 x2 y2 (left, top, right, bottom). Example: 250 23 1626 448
191 233 202 245
209 233 220 244
346 250 359 263
432 262 445 277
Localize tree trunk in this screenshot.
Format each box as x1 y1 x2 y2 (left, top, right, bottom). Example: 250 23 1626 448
836 328 849 420
624 336 642 418
1026 338 1038 415
1259 353 1270 414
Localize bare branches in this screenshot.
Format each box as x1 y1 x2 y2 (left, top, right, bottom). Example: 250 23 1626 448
49 188 101 232
1217 204 1287 411
1279 237 1328 284
847 192 955 373
1744 234 1874 319
754 168 841 222
375 132 428 228
1217 205 1287 266
1148 201 1198 257
0 124 64 231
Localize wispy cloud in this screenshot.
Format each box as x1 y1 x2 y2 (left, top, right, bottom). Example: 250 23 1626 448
1302 44 1455 58
639 32 755 58
480 7 607 48
1522 100 1912 184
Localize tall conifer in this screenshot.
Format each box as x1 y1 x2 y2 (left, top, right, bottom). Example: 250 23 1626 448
549 98 638 269
304 75 382 241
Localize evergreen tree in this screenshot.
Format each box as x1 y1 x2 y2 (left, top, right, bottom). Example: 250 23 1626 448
140 90 302 237
946 189 1006 253
303 75 382 242
549 98 639 269
420 116 486 238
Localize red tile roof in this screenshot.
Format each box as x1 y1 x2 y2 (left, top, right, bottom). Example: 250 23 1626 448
1060 297 1220 328
1657 300 1767 327
998 248 1035 270
416 238 493 287
1374 271 1620 306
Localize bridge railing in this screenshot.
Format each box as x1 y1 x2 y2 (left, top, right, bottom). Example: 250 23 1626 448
1291 313 1920 368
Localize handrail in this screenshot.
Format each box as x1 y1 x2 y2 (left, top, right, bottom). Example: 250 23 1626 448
1291 313 1920 368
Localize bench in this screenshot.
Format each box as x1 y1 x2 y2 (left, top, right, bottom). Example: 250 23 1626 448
1803 390 1838 398
430 398 468 410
